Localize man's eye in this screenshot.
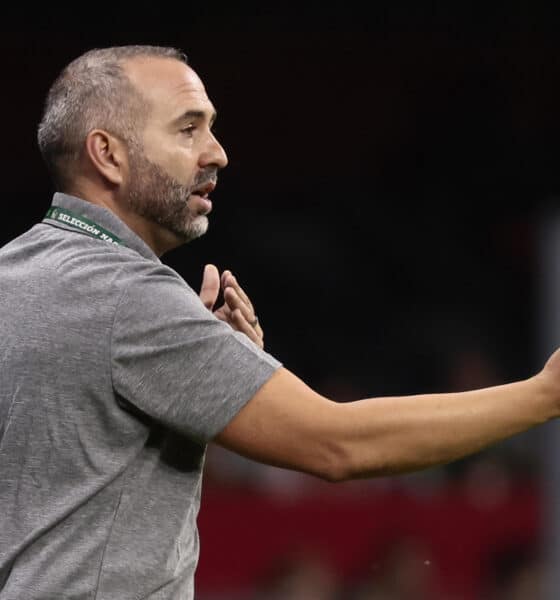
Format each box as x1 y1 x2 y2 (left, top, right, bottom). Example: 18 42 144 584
181 125 196 135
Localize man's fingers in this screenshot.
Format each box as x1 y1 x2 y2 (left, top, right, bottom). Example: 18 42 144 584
225 288 264 344
224 286 254 323
220 270 264 347
222 271 254 312
253 320 264 340
232 308 263 348
213 304 232 323
199 264 221 310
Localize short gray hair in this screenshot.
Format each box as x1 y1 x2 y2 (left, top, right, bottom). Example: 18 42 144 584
37 45 188 189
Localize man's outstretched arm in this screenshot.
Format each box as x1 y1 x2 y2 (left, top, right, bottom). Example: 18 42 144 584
214 352 560 482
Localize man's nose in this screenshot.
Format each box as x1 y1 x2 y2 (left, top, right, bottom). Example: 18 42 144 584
200 134 228 169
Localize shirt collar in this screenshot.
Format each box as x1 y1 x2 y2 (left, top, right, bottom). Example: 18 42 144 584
47 193 161 263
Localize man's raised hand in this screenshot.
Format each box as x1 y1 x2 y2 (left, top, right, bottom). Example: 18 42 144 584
199 264 264 348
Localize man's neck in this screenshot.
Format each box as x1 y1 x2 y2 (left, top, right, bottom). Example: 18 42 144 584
61 187 180 257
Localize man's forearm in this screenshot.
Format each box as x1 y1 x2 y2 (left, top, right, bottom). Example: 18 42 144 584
216 366 560 482
333 375 555 480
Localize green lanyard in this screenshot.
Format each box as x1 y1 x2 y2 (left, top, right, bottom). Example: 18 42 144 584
44 206 125 247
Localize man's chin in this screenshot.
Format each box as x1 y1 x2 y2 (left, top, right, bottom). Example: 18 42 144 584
177 215 209 243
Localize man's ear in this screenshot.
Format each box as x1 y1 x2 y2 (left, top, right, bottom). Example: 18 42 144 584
84 129 128 186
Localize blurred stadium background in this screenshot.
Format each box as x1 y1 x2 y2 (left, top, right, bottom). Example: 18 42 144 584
3 3 560 598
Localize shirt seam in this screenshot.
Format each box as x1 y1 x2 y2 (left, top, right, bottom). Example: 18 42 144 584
108 276 135 413
47 252 131 598
91 263 133 599
92 483 126 599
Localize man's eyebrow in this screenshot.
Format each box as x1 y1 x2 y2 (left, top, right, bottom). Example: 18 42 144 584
173 110 217 126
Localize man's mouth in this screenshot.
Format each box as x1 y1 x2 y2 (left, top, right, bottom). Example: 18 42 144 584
188 180 216 214
190 180 216 198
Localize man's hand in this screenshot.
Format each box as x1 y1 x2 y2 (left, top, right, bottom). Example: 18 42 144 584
538 347 560 417
199 264 264 348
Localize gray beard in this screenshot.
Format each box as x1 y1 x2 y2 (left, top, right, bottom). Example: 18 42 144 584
126 149 209 243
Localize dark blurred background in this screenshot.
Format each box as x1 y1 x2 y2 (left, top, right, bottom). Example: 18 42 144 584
3 3 560 598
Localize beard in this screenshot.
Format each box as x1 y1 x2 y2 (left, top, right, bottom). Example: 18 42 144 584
126 146 215 243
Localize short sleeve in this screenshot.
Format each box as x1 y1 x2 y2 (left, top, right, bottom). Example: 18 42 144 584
110 263 281 442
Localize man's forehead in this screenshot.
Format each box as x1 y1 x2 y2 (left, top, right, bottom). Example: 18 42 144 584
123 56 213 119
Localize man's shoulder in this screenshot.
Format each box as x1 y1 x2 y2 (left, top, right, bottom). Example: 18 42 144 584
2 222 176 276
0 224 191 311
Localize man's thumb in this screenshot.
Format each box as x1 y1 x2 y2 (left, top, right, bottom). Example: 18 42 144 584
199 264 220 310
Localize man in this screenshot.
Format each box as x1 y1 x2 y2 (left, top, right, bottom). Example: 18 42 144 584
0 44 558 599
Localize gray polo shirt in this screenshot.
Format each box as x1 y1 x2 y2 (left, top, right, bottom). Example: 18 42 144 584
0 193 281 599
